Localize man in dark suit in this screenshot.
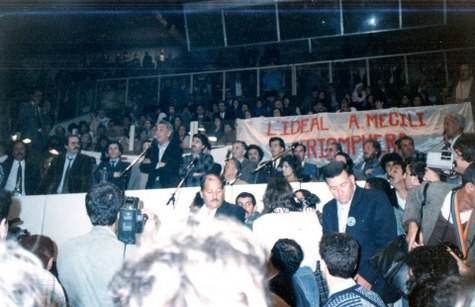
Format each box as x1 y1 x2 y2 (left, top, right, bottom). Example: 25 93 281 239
39 135 94 194
292 142 319 182
231 140 257 183
1 141 40 195
140 120 182 189
94 141 130 190
256 137 286 183
321 161 398 303
17 89 45 151
197 174 245 223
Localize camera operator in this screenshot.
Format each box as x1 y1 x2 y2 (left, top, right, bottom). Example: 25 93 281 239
57 182 138 307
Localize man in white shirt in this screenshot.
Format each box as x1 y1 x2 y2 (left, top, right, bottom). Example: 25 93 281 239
1 141 40 195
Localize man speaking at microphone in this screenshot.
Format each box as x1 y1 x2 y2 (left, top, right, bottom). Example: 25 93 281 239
140 120 182 189
180 134 214 187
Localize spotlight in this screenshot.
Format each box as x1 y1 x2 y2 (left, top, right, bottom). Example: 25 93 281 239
208 136 217 143
49 149 60 156
11 133 20 142
198 127 206 132
367 16 377 26
22 138 32 144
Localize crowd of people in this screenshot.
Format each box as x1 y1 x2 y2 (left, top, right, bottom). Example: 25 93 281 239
0 63 474 306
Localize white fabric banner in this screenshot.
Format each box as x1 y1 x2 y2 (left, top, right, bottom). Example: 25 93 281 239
237 103 474 165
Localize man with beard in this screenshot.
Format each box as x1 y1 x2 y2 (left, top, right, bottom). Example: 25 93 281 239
1 141 40 195
39 135 94 194
179 134 214 187
354 139 384 180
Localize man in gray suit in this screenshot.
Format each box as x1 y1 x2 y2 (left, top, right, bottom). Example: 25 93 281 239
231 141 257 183
404 163 475 265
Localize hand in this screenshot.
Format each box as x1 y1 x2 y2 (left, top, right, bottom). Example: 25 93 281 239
157 162 166 168
447 247 473 276
136 208 161 247
406 221 423 251
355 274 372 290
112 172 121 178
142 158 151 164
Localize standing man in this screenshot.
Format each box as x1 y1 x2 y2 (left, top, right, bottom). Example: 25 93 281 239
18 89 45 151
1 141 40 196
321 161 397 303
179 134 214 187
292 142 319 181
94 141 130 190
39 135 94 194
231 141 257 183
454 63 475 104
442 113 465 150
196 174 245 223
140 120 182 189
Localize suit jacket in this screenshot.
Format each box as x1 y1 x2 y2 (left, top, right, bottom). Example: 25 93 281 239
255 159 284 184
216 202 246 223
18 101 45 148
1 157 40 195
39 153 94 194
403 182 475 264
302 162 319 182
140 141 182 189
239 158 257 183
94 159 130 190
322 186 397 302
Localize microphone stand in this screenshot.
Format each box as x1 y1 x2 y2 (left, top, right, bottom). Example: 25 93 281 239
166 157 197 206
252 146 295 174
119 140 156 177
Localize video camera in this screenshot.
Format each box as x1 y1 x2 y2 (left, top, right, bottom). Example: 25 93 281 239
117 196 148 245
426 150 454 172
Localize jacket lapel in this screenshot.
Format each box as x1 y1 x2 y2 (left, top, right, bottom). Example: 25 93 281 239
346 186 363 236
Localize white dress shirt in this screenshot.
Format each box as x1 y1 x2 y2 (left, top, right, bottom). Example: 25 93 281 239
4 160 26 195
337 191 355 233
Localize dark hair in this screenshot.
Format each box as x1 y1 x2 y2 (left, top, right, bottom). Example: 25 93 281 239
0 190 12 221
262 177 295 214
364 139 382 158
191 192 204 209
365 177 393 201
200 174 223 192
391 160 407 174
408 161 427 184
292 142 306 153
245 144 264 162
232 140 248 151
453 133 475 164
395 135 414 149
270 239 303 275
235 192 256 207
406 244 459 290
408 275 462 307
19 235 57 269
322 161 352 181
327 140 343 153
108 141 124 155
269 137 285 150
294 189 320 209
85 183 124 226
335 152 354 172
281 155 303 179
462 162 475 186
319 233 360 278
380 152 403 169
192 133 211 150
65 134 80 146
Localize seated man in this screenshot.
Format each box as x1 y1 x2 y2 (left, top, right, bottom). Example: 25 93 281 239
235 192 260 229
222 158 247 186
94 141 130 190
320 233 385 307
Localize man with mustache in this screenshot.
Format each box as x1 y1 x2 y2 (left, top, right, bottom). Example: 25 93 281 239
1 141 40 195
179 133 214 187
39 135 94 194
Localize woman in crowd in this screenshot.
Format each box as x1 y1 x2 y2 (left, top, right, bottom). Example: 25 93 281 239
281 155 303 184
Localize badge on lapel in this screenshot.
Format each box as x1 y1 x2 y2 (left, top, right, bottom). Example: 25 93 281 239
347 216 356 227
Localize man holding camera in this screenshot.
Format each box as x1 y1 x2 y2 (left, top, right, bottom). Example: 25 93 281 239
57 183 137 307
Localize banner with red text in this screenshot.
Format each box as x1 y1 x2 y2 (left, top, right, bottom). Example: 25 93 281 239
236 103 474 166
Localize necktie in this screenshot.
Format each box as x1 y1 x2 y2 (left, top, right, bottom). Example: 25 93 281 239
110 160 116 168
15 162 22 195
62 158 73 193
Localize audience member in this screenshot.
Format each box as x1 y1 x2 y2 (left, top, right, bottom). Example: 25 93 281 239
319 233 385 307
235 192 260 229
39 134 94 194
246 144 264 164
292 142 319 181
231 140 257 183
281 154 303 183
94 141 130 190
395 135 426 163
442 113 465 150
57 182 135 307
354 139 384 180
194 174 245 223
1 141 40 195
222 158 247 185
109 216 269 307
